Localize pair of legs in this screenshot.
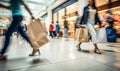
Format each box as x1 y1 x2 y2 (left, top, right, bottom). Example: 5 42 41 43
49 31 56 38
0 16 39 59
77 42 101 54
77 23 102 54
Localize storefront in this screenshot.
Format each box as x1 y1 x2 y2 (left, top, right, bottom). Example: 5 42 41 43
96 0 120 38
53 0 78 37
52 0 120 38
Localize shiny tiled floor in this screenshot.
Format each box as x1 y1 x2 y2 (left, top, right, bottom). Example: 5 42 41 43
0 35 120 71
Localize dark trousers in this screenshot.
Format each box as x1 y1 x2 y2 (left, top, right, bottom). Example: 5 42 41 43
0 15 31 54
49 31 56 38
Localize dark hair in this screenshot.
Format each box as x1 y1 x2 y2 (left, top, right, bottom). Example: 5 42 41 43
89 0 97 10
51 21 54 23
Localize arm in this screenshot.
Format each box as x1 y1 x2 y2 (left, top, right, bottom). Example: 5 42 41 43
95 13 102 27
21 1 35 19
0 3 10 10
95 12 102 26
80 7 86 24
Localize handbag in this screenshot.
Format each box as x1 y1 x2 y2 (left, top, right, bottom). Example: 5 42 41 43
27 19 49 49
75 26 89 42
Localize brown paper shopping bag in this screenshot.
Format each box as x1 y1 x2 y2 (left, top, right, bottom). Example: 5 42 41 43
75 27 89 42
27 19 49 49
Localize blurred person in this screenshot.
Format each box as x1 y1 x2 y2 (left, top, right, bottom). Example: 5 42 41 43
105 10 117 42
105 10 114 28
55 21 60 39
0 0 39 61
52 21 56 38
63 20 69 38
77 0 102 54
75 13 81 29
49 21 56 38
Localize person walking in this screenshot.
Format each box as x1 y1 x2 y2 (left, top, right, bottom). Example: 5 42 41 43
75 13 81 29
49 21 56 38
55 21 60 39
63 20 69 38
0 0 39 61
77 0 102 54
105 10 114 28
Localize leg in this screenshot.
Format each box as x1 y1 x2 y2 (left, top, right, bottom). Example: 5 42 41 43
76 42 82 50
53 31 56 37
51 31 54 38
29 49 40 56
86 24 102 53
0 16 22 60
87 24 97 43
57 30 60 38
18 24 32 46
50 31 53 38
94 44 102 54
18 24 40 56
0 35 11 54
64 28 68 37
57 32 59 38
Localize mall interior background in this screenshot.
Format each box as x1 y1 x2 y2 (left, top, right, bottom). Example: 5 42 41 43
0 0 120 41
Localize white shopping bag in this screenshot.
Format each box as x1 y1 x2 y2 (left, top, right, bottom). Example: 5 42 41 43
97 28 107 43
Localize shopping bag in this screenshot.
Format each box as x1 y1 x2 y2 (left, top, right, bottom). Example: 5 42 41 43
75 28 80 40
75 27 89 42
27 19 49 49
97 28 107 43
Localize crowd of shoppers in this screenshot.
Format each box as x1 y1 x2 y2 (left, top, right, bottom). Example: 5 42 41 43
0 0 116 61
49 21 60 38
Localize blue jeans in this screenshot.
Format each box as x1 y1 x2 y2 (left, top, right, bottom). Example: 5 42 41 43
49 31 56 38
0 15 31 54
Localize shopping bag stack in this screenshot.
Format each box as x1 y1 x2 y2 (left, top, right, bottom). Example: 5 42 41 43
27 19 49 49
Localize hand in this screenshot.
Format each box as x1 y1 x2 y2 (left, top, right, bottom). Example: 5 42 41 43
80 25 86 28
99 25 104 28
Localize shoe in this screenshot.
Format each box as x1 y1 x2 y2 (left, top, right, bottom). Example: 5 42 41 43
94 49 97 53
29 49 40 56
76 45 81 50
0 54 6 61
78 48 81 51
94 49 102 54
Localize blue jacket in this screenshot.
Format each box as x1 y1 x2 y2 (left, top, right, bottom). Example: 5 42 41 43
56 24 60 31
80 5 101 25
